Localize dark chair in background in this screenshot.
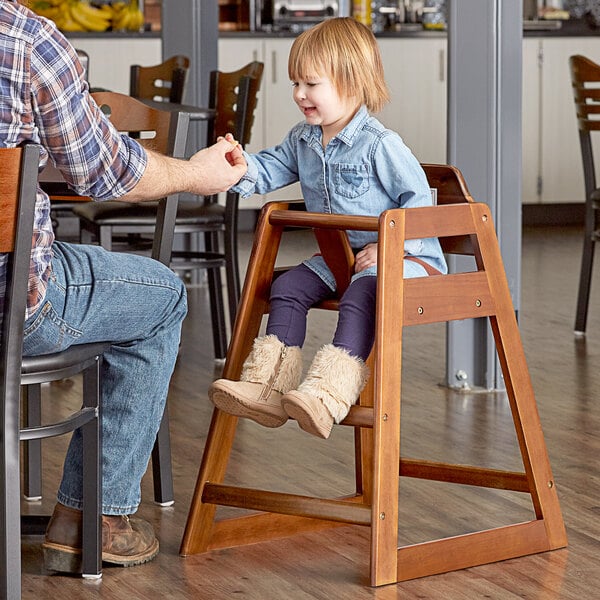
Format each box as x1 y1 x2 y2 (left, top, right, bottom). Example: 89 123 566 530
1 145 102 596
570 54 600 335
130 54 190 104
25 93 191 508
74 61 264 360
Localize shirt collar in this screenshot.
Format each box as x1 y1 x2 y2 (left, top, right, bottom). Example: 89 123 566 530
300 105 370 147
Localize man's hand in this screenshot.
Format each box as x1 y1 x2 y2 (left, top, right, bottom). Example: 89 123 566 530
354 243 377 273
187 138 247 195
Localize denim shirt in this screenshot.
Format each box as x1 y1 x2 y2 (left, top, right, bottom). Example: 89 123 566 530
234 105 447 290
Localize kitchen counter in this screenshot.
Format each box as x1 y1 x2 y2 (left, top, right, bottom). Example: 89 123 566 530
220 17 600 38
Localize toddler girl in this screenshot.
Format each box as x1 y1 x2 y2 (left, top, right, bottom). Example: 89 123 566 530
209 17 447 438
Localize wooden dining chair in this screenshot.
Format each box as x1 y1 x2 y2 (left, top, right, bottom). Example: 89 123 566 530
1 145 102 597
24 92 191 508
74 61 264 360
130 54 190 104
569 54 600 335
180 164 567 587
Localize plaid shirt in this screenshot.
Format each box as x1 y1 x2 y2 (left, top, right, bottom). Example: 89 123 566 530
0 0 147 320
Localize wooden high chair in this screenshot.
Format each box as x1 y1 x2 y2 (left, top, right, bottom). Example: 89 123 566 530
180 164 567 586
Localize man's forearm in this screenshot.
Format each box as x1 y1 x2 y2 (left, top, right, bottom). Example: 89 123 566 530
120 150 189 202
120 140 247 202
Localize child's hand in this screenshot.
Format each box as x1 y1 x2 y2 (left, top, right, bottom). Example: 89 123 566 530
218 133 243 166
355 243 377 273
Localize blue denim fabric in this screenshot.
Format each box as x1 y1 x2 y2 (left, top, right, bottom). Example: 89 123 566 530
22 241 187 515
233 105 448 290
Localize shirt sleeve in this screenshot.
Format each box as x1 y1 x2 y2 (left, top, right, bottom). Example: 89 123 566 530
232 127 301 198
29 19 147 201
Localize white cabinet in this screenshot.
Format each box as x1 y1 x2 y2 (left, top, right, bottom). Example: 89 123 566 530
522 37 600 204
377 38 447 164
67 37 162 94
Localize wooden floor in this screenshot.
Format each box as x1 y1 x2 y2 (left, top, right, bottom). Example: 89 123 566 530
20 224 600 599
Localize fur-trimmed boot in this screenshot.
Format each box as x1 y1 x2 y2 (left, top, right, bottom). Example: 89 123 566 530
281 344 369 439
209 335 302 428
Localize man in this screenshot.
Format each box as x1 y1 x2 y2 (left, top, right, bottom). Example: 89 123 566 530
1 0 246 571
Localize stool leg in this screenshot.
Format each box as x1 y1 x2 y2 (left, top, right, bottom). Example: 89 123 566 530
151 409 174 506
574 222 595 334
22 384 42 501
81 357 102 579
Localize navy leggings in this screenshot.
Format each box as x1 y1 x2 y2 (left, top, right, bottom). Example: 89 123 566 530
266 263 377 362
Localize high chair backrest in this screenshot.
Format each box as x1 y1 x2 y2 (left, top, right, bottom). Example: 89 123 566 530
312 163 476 294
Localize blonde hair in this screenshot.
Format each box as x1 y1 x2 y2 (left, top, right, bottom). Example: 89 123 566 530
288 17 390 113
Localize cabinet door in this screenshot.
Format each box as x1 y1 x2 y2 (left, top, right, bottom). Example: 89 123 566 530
540 38 600 204
377 38 447 164
72 38 162 94
522 38 542 204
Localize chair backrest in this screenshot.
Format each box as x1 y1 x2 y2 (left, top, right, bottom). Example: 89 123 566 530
75 48 89 82
208 61 264 147
130 55 191 104
0 145 39 351
90 91 190 263
0 145 40 586
570 54 600 199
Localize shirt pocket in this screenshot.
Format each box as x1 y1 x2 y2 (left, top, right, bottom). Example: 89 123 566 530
333 163 370 199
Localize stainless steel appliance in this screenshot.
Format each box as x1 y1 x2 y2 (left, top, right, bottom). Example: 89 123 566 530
272 0 348 31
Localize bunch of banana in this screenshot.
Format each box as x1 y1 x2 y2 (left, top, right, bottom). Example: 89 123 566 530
29 1 144 33
29 0 64 23
68 1 112 32
110 1 145 32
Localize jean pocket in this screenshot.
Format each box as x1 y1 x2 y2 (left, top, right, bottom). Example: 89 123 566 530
333 163 371 199
22 301 83 355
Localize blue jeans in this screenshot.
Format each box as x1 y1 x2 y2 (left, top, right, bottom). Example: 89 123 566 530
22 241 187 515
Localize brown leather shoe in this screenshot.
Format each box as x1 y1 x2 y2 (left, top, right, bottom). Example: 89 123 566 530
42 503 159 573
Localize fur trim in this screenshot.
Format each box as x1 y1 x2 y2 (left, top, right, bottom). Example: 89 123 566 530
272 345 303 393
240 335 302 393
297 344 369 423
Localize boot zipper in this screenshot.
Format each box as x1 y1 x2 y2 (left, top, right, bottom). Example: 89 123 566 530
257 345 286 403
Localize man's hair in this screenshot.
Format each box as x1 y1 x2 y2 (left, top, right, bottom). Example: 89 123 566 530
288 17 390 113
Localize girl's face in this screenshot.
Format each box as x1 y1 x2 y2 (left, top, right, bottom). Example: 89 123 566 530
292 74 359 144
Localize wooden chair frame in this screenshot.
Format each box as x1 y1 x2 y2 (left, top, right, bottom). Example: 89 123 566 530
1 145 102 596
570 54 600 335
180 164 567 586
130 55 190 104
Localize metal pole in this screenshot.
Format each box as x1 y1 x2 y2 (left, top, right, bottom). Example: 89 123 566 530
446 0 523 391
